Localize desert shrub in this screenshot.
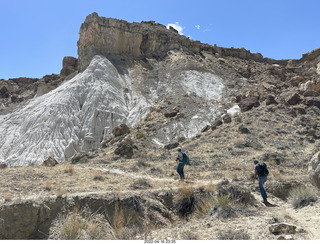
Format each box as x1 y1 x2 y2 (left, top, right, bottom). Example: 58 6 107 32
288 185 318 209
182 231 201 240
136 132 146 140
210 193 235 218
93 171 104 181
45 181 52 191
178 136 186 143
174 186 212 218
217 181 255 206
174 186 197 218
218 229 250 240
64 165 74 175
49 208 115 240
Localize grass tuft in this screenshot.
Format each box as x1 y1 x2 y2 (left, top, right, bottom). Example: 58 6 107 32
288 185 318 209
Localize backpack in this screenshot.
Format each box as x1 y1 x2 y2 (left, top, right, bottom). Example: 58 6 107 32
257 162 269 177
182 152 189 164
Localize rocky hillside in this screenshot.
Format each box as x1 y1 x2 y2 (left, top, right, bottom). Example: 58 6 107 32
1 12 320 240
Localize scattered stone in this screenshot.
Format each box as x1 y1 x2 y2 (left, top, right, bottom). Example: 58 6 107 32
211 118 223 130
71 152 88 164
269 223 296 235
42 157 58 167
164 109 178 118
201 125 211 133
303 90 319 97
238 125 250 134
238 97 260 112
112 124 130 137
265 95 278 105
287 93 302 105
222 114 232 123
114 139 134 158
0 163 7 169
164 142 179 150
304 97 320 109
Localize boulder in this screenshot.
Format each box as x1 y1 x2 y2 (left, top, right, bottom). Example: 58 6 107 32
308 151 320 188
211 118 223 130
222 114 232 123
238 125 250 134
0 163 7 169
164 109 178 118
269 223 296 235
302 90 319 97
238 97 260 112
114 139 134 158
287 93 302 105
112 124 130 137
265 95 278 105
304 97 320 109
164 142 179 150
201 125 211 133
42 157 59 167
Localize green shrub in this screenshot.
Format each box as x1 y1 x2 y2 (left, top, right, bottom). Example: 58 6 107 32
136 132 146 140
288 185 318 209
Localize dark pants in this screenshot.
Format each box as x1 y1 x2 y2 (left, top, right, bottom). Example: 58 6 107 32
177 162 185 180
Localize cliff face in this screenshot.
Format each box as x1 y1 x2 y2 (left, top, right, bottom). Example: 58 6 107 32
77 12 267 71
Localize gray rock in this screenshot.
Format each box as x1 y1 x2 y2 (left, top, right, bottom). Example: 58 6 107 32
308 151 320 188
287 93 302 105
269 223 296 235
42 157 59 167
238 97 260 112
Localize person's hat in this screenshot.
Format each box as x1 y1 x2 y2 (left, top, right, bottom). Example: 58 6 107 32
177 147 181 151
253 159 259 163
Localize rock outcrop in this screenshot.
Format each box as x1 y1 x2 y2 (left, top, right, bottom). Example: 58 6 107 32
308 151 320 188
60 56 78 79
77 12 267 71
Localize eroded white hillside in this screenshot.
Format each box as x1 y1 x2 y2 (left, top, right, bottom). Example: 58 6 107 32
0 55 225 166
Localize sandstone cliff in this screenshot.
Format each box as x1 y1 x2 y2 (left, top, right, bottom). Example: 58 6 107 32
77 12 268 72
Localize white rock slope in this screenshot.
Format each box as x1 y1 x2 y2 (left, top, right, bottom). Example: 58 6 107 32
0 55 225 166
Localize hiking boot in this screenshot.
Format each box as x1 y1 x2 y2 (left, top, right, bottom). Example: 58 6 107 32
262 199 268 204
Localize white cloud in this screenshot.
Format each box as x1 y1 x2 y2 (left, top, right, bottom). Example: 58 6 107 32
195 25 200 30
166 22 184 35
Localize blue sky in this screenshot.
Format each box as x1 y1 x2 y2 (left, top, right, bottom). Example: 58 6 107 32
1 0 319 79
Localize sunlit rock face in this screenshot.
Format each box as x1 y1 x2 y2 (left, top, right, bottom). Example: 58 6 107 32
0 54 225 166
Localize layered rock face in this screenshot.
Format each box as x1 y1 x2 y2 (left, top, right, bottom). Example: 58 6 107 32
77 12 266 71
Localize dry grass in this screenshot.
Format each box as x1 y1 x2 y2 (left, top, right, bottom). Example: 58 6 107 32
45 181 52 191
288 185 318 209
49 207 115 240
56 186 67 197
64 165 75 175
4 193 13 202
218 229 251 240
93 170 104 181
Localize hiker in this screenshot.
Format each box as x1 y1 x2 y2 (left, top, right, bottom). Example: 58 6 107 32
253 159 269 203
176 147 188 180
